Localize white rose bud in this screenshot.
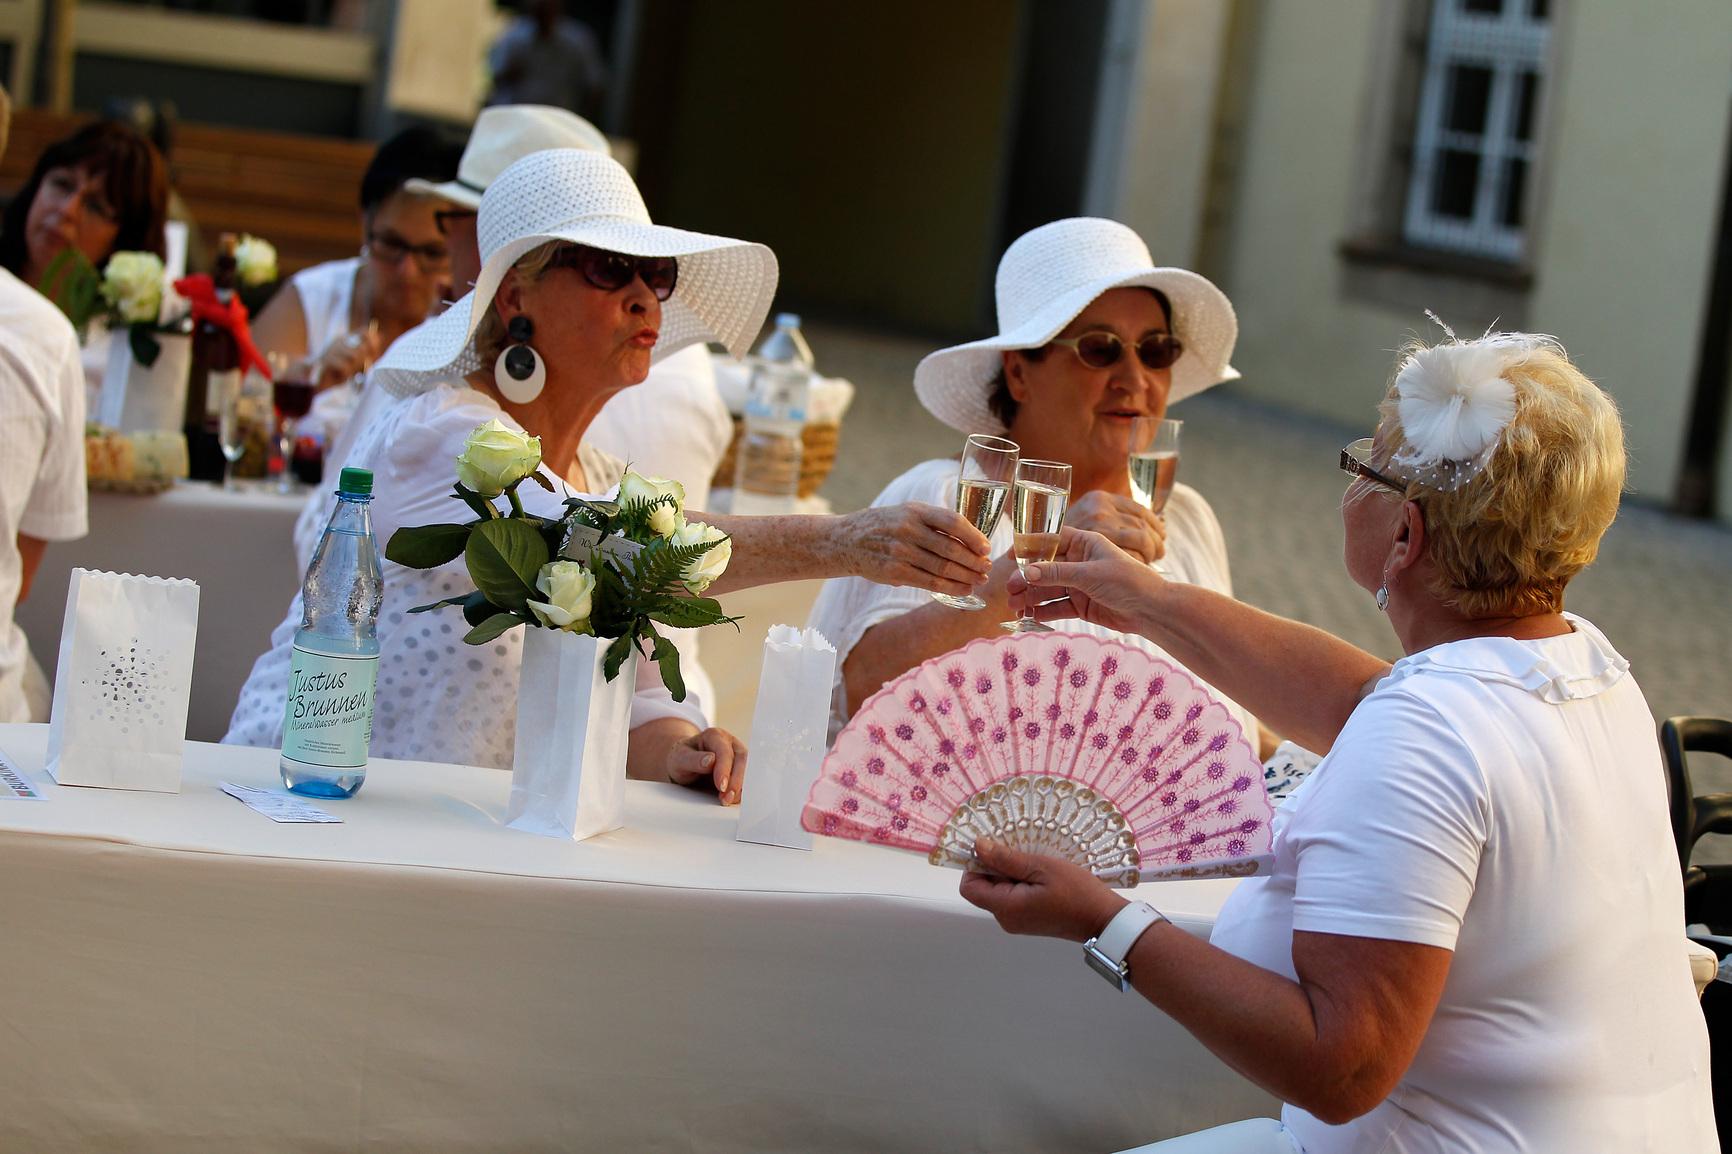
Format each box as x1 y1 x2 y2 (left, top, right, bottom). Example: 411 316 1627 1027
618 471 686 537
235 235 279 287
101 252 165 325
455 419 542 497
526 560 596 632
671 521 731 593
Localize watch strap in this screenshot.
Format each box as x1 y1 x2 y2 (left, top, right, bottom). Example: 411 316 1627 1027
1083 901 1167 990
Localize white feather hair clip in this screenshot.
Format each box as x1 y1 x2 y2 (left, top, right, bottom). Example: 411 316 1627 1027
1389 317 1540 492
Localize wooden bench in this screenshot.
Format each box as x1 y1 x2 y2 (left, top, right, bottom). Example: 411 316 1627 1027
1 108 375 275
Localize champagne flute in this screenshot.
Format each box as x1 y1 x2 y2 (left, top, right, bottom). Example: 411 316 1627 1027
217 373 247 491
1002 459 1071 633
1129 417 1182 576
932 433 1019 610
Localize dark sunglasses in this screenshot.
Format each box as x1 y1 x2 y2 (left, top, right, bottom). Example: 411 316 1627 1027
551 245 679 301
1047 329 1185 372
1339 437 1408 495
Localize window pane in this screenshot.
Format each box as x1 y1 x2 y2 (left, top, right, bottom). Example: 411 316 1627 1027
1511 70 1540 141
1500 157 1528 227
1433 149 1482 219
1446 64 1494 135
1461 0 1503 13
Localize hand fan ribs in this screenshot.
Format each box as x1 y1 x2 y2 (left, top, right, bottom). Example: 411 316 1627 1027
802 634 1273 886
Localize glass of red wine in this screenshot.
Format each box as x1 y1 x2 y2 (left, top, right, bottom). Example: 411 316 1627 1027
274 375 316 494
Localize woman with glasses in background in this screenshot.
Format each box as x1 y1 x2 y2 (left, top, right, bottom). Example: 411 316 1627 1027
808 217 1270 753
251 125 465 397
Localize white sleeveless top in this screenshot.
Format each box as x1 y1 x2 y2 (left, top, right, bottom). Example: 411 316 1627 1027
290 257 361 355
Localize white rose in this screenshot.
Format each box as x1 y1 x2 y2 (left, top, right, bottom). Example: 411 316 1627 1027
671 521 731 593
234 235 278 287
618 471 686 537
101 252 164 325
455 419 542 497
526 560 596 632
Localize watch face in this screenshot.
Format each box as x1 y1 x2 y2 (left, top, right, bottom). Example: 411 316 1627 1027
1083 942 1129 990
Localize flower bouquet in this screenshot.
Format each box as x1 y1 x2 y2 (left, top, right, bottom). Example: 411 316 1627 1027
385 421 739 839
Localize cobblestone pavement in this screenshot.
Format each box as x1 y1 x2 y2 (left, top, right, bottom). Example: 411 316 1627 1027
806 320 1732 815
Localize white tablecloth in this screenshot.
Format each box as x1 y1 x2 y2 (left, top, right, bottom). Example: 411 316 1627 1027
14 481 305 740
0 723 1274 1153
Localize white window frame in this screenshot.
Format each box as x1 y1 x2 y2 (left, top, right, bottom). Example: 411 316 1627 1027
1403 0 1552 263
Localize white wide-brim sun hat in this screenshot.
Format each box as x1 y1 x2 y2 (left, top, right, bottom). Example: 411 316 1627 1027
913 217 1240 435
373 148 779 400
402 104 612 211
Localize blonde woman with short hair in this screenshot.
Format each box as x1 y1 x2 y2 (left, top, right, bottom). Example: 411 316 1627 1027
960 331 1714 1152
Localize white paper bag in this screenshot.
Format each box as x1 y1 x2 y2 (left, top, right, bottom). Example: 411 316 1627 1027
99 330 192 433
45 569 199 792
736 625 836 850
505 627 636 841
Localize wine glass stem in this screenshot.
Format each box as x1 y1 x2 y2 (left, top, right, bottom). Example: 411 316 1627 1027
278 418 296 494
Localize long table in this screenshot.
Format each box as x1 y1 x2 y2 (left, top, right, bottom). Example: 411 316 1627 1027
0 723 1274 1153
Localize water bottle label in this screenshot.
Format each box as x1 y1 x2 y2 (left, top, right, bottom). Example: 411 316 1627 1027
281 646 377 769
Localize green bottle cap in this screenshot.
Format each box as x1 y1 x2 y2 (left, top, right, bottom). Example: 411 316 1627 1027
338 467 374 496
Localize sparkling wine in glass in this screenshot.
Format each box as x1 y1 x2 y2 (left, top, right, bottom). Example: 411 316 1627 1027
932 433 1019 611
1129 417 1181 575
1003 459 1071 633
274 375 316 494
218 375 247 490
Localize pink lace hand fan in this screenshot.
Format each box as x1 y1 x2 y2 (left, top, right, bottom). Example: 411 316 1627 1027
803 633 1273 886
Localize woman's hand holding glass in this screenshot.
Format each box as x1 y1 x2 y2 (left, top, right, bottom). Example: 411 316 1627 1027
305 322 383 393
1063 490 1166 564
1007 525 1166 637
934 433 1019 610
1003 459 1072 633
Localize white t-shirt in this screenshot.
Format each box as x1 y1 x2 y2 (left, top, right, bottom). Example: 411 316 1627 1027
806 458 1254 744
291 258 364 449
225 381 707 770
1210 615 1715 1153
0 269 89 722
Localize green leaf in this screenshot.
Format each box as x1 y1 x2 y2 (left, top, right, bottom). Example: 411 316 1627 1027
463 612 524 645
127 324 162 367
602 632 638 682
461 590 497 626
452 483 499 521
407 593 471 615
646 596 739 630
42 249 102 331
386 523 473 569
465 518 548 612
644 622 687 702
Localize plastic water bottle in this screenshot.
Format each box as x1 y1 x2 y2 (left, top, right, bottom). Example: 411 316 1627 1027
280 466 382 798
732 313 813 515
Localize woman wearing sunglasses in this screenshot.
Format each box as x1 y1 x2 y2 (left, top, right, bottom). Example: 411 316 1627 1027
227 148 991 800
967 332 1714 1152
251 125 465 399
809 217 1262 748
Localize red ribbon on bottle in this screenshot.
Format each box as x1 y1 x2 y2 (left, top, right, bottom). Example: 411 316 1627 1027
174 274 272 381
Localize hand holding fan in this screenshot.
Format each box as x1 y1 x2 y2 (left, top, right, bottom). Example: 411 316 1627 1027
802 633 1273 886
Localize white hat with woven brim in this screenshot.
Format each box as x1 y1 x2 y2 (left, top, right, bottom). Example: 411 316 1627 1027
403 105 611 210
913 217 1240 434
373 148 778 399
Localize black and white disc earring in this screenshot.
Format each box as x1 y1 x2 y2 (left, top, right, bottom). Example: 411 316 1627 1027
495 315 546 404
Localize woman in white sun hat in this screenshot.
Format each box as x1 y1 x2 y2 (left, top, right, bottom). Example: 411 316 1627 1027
808 216 1263 749
226 148 990 798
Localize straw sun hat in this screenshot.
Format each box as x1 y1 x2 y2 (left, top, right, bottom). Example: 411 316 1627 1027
372 148 778 399
913 217 1240 435
403 104 612 211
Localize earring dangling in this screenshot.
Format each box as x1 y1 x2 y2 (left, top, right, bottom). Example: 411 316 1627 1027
1375 568 1391 612
495 315 545 404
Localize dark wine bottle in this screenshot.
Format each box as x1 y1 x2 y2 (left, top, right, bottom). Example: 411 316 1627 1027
184 233 241 482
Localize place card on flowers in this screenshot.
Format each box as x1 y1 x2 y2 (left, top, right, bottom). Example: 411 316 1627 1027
385 421 739 841
45 569 199 793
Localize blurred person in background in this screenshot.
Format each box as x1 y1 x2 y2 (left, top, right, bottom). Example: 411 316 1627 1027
487 0 608 121
250 123 464 437
0 85 89 722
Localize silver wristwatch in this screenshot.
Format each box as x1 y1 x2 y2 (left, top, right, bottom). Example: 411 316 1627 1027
1082 901 1168 991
